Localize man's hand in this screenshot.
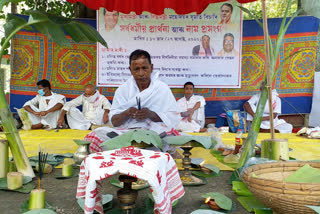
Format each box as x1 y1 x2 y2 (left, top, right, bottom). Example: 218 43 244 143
135 108 150 121
34 112 41 117
186 108 194 122
103 110 110 124
57 117 64 128
127 107 138 119
40 111 49 116
181 111 190 118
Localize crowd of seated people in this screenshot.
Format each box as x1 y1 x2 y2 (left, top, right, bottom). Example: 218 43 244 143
18 49 293 152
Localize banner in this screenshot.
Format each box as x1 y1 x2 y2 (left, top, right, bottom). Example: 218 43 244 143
97 1 242 88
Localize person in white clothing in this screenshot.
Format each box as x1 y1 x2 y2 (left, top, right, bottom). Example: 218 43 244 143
243 82 293 133
85 49 182 157
177 82 206 132
23 79 65 129
57 84 111 130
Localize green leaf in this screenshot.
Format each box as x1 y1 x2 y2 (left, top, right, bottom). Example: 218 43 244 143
63 22 92 43
100 129 163 150
76 22 108 47
47 20 71 47
164 136 212 149
27 11 50 38
23 209 57 214
210 150 238 169
0 177 35 193
237 196 266 212
284 164 320 183
254 208 273 214
306 205 320 213
4 14 31 38
190 210 225 214
20 200 56 213
73 139 91 146
0 0 25 11
238 6 262 28
23 176 32 184
202 164 220 174
192 171 222 178
232 181 253 196
148 193 179 208
78 194 113 211
201 192 232 211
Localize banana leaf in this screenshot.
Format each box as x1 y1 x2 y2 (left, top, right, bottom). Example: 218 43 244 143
192 170 222 178
284 164 320 183
232 181 253 197
237 196 266 212
163 135 212 149
201 192 232 211
306 206 320 214
237 0 300 168
23 210 57 214
99 129 163 150
20 200 56 213
0 5 107 178
78 194 113 211
190 209 224 214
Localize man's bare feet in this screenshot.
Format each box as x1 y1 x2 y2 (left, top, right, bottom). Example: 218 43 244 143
31 123 44 129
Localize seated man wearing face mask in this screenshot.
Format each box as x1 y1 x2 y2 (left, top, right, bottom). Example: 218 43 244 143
23 79 66 129
57 84 111 130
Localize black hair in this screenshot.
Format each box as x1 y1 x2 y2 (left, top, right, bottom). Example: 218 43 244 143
224 33 234 40
103 9 119 16
184 82 194 89
201 35 210 40
37 79 51 90
221 3 233 13
129 49 152 65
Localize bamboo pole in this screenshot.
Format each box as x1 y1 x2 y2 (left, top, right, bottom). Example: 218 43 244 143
261 0 275 139
0 140 8 178
0 89 35 177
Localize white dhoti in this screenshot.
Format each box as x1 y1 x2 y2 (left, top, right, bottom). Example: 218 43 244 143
247 90 293 133
26 105 61 129
177 119 202 132
22 92 65 129
66 107 107 130
177 95 206 132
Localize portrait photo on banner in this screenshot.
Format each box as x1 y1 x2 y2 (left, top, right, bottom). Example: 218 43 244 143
97 0 242 88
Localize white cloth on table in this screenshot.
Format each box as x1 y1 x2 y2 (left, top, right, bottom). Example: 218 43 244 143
109 71 181 133
23 93 65 128
76 146 184 214
177 95 206 132
63 91 111 130
246 89 293 133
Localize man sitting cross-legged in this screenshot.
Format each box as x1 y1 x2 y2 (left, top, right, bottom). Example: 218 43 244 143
243 81 293 133
177 82 206 132
57 84 111 130
23 79 65 130
84 49 182 157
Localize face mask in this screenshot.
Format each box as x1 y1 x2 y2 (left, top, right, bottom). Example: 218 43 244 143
38 89 45 96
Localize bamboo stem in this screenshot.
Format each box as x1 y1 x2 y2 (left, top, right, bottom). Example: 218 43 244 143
7 172 23 190
262 0 275 139
0 140 8 178
0 89 35 177
29 189 46 209
62 164 73 177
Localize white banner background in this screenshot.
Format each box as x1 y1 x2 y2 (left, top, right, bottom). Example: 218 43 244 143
97 1 242 88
